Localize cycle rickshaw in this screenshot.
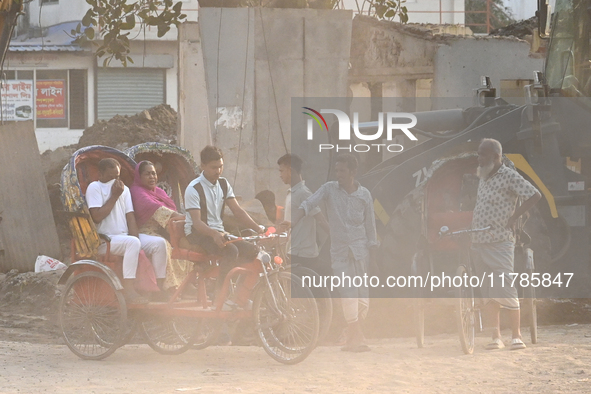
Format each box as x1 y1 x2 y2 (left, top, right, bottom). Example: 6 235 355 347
411 154 538 354
57 145 320 364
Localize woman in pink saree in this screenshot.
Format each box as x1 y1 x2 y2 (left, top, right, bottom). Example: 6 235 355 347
131 160 192 291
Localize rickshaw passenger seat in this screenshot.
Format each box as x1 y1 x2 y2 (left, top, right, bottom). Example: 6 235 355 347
167 219 211 263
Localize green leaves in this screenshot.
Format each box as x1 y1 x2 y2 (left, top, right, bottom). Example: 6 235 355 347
120 14 136 30
371 0 409 23
71 0 187 67
84 27 95 40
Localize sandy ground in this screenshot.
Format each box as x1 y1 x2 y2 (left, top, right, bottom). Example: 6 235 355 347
1 324 591 393
2 272 591 393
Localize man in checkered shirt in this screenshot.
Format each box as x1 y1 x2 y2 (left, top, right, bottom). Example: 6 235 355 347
471 138 541 351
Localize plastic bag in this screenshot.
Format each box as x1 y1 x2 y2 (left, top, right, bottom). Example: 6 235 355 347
34 255 67 272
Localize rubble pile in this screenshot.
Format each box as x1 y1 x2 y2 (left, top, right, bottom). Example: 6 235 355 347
0 269 63 312
41 146 76 187
77 104 178 151
42 104 179 186
0 270 64 343
490 16 537 38
536 299 591 325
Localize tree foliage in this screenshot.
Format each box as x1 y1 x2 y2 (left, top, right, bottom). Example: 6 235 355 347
71 0 187 67
371 0 409 24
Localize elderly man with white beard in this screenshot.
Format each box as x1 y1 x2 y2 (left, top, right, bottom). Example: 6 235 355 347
471 138 541 351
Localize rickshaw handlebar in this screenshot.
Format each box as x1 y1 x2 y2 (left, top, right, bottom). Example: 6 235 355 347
439 225 492 237
224 232 288 243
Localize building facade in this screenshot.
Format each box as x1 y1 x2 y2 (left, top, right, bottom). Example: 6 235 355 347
4 1 513 153
5 0 200 151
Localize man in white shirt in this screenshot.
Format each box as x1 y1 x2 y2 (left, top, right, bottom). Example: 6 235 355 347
184 146 263 305
86 158 165 304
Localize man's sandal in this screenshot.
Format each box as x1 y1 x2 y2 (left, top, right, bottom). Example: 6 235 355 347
510 338 526 350
485 338 505 350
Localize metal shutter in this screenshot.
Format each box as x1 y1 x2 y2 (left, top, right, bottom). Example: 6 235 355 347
97 68 165 120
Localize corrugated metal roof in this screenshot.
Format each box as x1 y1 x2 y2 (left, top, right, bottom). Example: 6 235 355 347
9 21 89 52
9 44 86 52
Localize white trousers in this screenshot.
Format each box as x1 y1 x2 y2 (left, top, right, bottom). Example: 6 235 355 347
342 298 370 324
98 234 167 279
98 235 141 279
138 233 168 279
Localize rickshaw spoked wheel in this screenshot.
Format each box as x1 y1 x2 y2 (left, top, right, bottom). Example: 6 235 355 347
192 318 222 350
140 313 198 355
285 264 333 344
59 271 127 360
118 311 139 347
253 272 319 365
411 253 425 348
96 311 138 349
455 265 475 355
414 297 425 349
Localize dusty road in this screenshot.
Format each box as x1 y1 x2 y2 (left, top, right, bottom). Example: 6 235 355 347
1 324 591 393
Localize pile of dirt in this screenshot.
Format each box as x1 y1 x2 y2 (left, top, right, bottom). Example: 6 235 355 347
42 104 179 194
536 298 591 325
0 269 64 343
0 269 63 313
76 104 178 151
490 16 537 38
41 104 179 186
41 146 77 187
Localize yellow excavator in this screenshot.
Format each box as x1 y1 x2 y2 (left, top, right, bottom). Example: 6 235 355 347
353 0 591 299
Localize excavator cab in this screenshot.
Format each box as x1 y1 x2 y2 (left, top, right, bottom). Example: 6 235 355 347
544 0 591 97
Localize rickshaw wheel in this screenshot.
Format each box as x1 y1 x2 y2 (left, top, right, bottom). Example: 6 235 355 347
140 314 197 355
95 311 138 349
525 270 538 344
253 272 319 365
59 271 127 360
192 319 222 350
455 265 475 355
414 298 425 348
118 312 139 347
287 265 333 344
411 254 425 348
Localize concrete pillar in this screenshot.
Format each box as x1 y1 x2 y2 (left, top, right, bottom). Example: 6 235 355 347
199 8 256 199
194 8 352 201
178 22 212 163
0 121 61 271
